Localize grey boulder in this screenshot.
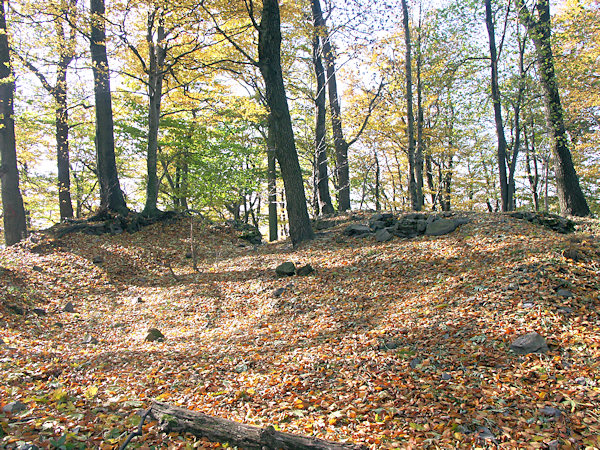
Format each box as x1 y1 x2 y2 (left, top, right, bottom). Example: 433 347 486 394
510 332 549 355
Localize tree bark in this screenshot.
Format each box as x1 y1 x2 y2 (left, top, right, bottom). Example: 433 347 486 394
516 0 590 216
0 0 27 245
55 63 75 220
258 0 313 245
401 0 417 211
143 11 166 217
266 123 278 241
311 18 334 215
15 3 76 220
311 0 350 211
90 0 127 214
150 401 366 449
485 0 510 212
415 17 424 211
524 122 540 211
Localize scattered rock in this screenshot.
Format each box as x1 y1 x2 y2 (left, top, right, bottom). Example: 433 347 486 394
557 306 573 315
227 220 262 245
33 308 47 316
7 304 25 315
275 262 296 277
82 334 99 345
441 373 452 381
0 337 5 346
63 301 75 313
375 228 393 242
425 218 460 236
272 287 286 298
92 255 104 264
296 264 314 276
343 224 372 237
476 427 497 442
510 332 549 355
509 211 574 234
557 288 574 298
32 265 44 272
409 358 422 369
2 401 27 413
540 406 562 418
574 377 590 386
522 302 535 309
562 248 583 261
185 252 193 259
145 328 165 342
378 339 400 350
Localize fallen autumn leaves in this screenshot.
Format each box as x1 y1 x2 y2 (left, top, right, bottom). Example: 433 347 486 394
0 212 599 448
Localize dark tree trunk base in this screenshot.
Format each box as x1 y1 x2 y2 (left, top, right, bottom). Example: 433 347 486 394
149 401 366 450
46 210 179 239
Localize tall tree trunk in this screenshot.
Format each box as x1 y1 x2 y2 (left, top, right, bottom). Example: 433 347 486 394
258 0 313 245
0 1 27 245
516 0 589 216
415 6 424 210
55 61 74 220
90 0 127 214
267 123 278 242
425 153 436 210
507 30 527 211
442 156 453 212
311 0 350 211
524 121 540 211
401 0 417 211
311 26 334 215
143 12 166 217
17 3 76 220
485 0 510 212
374 150 380 211
55 5 76 220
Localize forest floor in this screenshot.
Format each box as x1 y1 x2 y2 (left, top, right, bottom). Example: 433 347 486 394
1 211 599 449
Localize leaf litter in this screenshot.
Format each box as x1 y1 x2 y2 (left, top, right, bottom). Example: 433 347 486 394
0 212 599 448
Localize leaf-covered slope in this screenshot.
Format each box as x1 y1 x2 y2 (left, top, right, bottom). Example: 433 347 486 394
1 213 599 448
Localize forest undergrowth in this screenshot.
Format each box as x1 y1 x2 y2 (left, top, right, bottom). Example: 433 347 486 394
1 212 599 448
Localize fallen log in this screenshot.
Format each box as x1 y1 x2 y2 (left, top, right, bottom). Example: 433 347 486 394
149 401 367 449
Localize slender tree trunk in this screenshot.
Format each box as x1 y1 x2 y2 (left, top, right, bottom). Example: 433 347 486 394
374 150 380 211
516 0 589 216
415 7 424 210
425 153 436 210
90 0 127 214
17 6 76 220
485 0 510 212
401 0 417 211
0 0 27 245
524 122 540 211
311 0 350 211
258 0 313 245
55 61 74 219
267 123 278 241
143 13 166 217
311 26 334 215
507 31 527 211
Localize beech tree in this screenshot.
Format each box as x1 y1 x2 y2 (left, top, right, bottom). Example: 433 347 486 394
485 0 510 212
516 0 590 216
0 0 27 245
311 0 334 215
90 0 128 214
15 0 77 220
